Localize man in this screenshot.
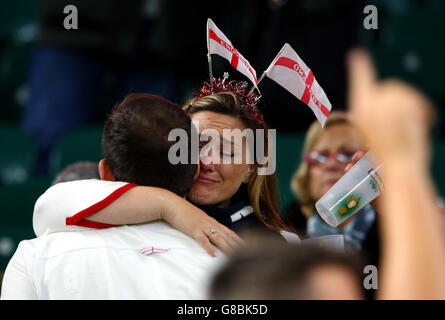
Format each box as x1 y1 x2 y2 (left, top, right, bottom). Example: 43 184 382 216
1 93 237 299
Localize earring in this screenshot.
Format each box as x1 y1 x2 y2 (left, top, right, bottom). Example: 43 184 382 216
243 168 251 183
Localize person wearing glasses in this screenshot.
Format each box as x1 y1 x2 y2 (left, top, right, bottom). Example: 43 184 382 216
281 111 379 266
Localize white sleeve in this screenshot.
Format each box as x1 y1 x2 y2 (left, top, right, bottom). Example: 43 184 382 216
0 242 36 300
279 230 302 244
33 179 136 237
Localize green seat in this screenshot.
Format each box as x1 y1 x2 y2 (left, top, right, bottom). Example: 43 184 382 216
49 126 103 177
0 39 35 123
0 177 51 270
0 124 36 185
0 0 40 123
360 1 445 98
276 133 305 210
0 0 41 41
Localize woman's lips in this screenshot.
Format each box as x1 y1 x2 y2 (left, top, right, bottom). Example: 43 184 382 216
197 175 219 183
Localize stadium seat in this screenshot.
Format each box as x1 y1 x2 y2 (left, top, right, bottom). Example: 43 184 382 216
276 133 305 210
0 38 35 123
49 126 103 177
0 0 41 41
0 124 36 185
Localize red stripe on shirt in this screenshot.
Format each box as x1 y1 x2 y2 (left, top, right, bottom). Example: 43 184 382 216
65 183 138 229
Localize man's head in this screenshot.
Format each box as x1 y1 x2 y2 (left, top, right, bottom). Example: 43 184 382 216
100 93 198 196
210 236 364 300
52 161 100 185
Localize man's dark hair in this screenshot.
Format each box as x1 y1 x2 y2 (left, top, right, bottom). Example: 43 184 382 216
102 93 197 196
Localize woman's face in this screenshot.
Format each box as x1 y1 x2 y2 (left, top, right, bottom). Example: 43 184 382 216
188 111 252 207
308 123 362 201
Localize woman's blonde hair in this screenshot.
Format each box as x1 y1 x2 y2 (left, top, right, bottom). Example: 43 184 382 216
291 111 365 219
184 92 287 231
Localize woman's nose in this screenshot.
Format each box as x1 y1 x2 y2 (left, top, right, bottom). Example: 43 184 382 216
200 148 216 169
324 155 343 171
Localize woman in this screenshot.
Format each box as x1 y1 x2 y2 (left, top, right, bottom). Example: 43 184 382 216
281 111 379 260
183 89 285 234
33 79 293 256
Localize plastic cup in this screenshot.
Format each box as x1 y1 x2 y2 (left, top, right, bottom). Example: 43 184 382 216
315 151 383 227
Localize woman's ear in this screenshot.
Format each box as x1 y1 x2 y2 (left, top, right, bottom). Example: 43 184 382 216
98 159 115 181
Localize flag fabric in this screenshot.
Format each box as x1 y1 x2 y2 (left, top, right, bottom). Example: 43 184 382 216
207 18 258 89
264 43 332 126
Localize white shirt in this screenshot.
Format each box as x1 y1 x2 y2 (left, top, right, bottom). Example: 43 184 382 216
1 221 225 300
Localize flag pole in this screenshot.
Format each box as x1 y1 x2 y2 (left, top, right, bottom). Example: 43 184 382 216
206 19 214 93
247 72 266 97
207 53 214 93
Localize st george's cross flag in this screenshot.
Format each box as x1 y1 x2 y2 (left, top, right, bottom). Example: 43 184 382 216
207 18 258 89
264 43 332 126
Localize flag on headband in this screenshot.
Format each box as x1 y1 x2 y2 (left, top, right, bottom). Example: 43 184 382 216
264 43 332 127
207 18 258 89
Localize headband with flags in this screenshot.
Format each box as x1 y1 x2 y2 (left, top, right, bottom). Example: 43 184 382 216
205 19 332 126
207 18 259 90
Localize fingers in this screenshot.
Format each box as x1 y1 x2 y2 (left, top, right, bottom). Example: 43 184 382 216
344 163 353 173
352 150 365 162
194 232 218 257
208 226 245 254
344 150 366 172
347 48 377 109
193 219 245 257
208 232 233 254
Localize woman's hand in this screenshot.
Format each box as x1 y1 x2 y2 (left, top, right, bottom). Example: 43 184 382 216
344 150 366 173
160 193 244 257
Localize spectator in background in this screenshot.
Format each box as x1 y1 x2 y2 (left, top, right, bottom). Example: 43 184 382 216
281 111 379 268
52 161 99 185
210 235 364 300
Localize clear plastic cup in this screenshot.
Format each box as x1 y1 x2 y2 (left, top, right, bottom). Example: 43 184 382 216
315 151 383 227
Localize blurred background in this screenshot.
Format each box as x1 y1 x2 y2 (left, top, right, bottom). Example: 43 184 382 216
0 0 444 271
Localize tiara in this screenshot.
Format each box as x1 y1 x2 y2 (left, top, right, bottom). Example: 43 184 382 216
191 73 264 124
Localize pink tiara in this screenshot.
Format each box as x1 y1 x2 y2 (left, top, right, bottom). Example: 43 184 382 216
191 75 264 124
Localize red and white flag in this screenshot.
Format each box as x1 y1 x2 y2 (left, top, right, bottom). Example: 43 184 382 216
207 18 258 89
264 43 332 126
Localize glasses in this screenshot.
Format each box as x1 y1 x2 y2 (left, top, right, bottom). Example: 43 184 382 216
305 151 356 166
